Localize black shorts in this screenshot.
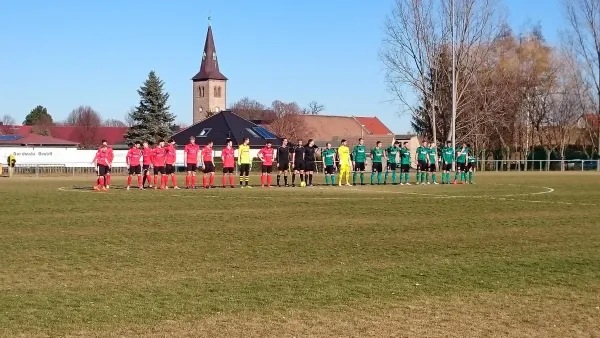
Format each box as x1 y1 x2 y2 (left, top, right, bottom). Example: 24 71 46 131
325 165 335 174
372 162 383 172
354 162 366 171
143 164 151 174
443 163 452 171
387 163 397 171
223 167 234 174
186 163 198 172
417 160 428 171
278 162 290 171
97 164 109 176
240 163 250 176
304 161 315 172
165 164 175 175
401 164 410 173
106 166 111 174
457 162 466 172
429 164 437 172
153 166 165 175
293 162 304 171
262 165 273 173
203 161 215 173
466 163 475 171
128 165 142 175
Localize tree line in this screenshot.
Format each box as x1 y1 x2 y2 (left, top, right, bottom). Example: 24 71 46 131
381 0 599 165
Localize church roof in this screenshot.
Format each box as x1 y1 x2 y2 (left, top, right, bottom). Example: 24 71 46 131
171 111 281 147
192 23 228 81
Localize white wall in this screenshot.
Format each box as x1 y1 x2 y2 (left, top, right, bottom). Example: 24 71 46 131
0 147 266 167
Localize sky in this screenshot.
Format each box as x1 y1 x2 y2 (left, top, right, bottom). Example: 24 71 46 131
0 0 566 134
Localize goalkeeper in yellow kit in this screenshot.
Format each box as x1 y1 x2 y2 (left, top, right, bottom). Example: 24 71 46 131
337 139 352 186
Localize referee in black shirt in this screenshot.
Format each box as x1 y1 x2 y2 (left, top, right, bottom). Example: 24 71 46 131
292 139 305 187
276 138 290 187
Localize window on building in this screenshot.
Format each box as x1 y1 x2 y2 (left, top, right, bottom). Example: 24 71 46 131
246 128 259 138
214 86 218 97
200 86 205 97
198 128 212 137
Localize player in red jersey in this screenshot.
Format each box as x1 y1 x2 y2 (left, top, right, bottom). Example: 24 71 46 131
165 139 180 189
152 140 167 190
141 141 153 188
201 140 215 189
184 136 200 189
221 139 236 188
100 140 114 188
92 144 110 191
258 141 275 187
126 142 144 190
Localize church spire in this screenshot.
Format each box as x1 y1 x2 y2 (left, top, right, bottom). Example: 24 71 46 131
192 19 227 81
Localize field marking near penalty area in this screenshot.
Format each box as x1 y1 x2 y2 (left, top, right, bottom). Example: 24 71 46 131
52 183 591 206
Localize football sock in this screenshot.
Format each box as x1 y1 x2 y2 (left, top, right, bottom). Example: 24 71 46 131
106 174 111 186
432 173 436 183
377 172 382 184
455 172 459 181
229 176 234 186
137 175 143 187
267 175 272 186
404 173 409 183
99 177 105 187
325 175 330 185
203 176 207 188
142 175 147 186
300 174 304 182
277 175 281 185
461 172 466 182
421 172 426 183
209 175 214 186
425 173 429 183
353 172 357 184
384 172 389 183
371 173 375 184
162 175 167 188
392 171 397 184
261 175 265 185
245 176 249 186
468 171 473 182
331 175 336 185
127 176 132 186
240 177 244 186
416 171 420 183
360 173 364 184
222 176 226 187
171 175 177 187
191 175 196 187
308 174 313 185
153 176 158 186
284 175 288 185
185 176 190 187
292 174 296 184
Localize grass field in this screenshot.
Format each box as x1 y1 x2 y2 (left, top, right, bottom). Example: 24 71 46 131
1 172 599 337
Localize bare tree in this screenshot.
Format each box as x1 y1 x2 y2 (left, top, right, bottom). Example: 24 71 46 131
563 0 600 155
268 100 312 140
1 115 17 134
65 106 102 148
103 119 127 127
124 107 136 127
230 97 274 121
302 101 325 115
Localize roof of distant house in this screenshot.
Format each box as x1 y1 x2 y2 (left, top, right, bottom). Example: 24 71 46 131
354 117 394 135
0 133 79 146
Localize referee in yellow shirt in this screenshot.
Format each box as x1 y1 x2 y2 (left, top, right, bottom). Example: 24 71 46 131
337 139 352 186
238 137 252 188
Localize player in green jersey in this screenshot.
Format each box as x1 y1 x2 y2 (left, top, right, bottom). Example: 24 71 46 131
400 142 411 185
427 142 438 184
455 142 469 184
441 141 454 184
466 150 477 184
385 140 400 184
370 141 386 185
352 138 367 185
415 141 429 184
322 143 337 186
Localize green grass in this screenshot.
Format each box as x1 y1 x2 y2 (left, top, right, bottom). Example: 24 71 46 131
1 172 599 337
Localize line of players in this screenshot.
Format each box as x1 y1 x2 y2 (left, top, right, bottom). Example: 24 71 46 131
91 136 477 191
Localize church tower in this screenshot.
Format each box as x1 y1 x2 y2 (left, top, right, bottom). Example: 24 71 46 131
192 18 227 123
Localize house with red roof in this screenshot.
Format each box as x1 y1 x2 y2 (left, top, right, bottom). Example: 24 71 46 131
0 124 128 148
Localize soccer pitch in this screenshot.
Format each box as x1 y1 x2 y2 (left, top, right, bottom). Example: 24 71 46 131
1 172 599 337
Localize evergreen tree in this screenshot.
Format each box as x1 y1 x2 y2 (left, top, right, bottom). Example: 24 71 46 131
23 105 53 126
125 71 174 144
